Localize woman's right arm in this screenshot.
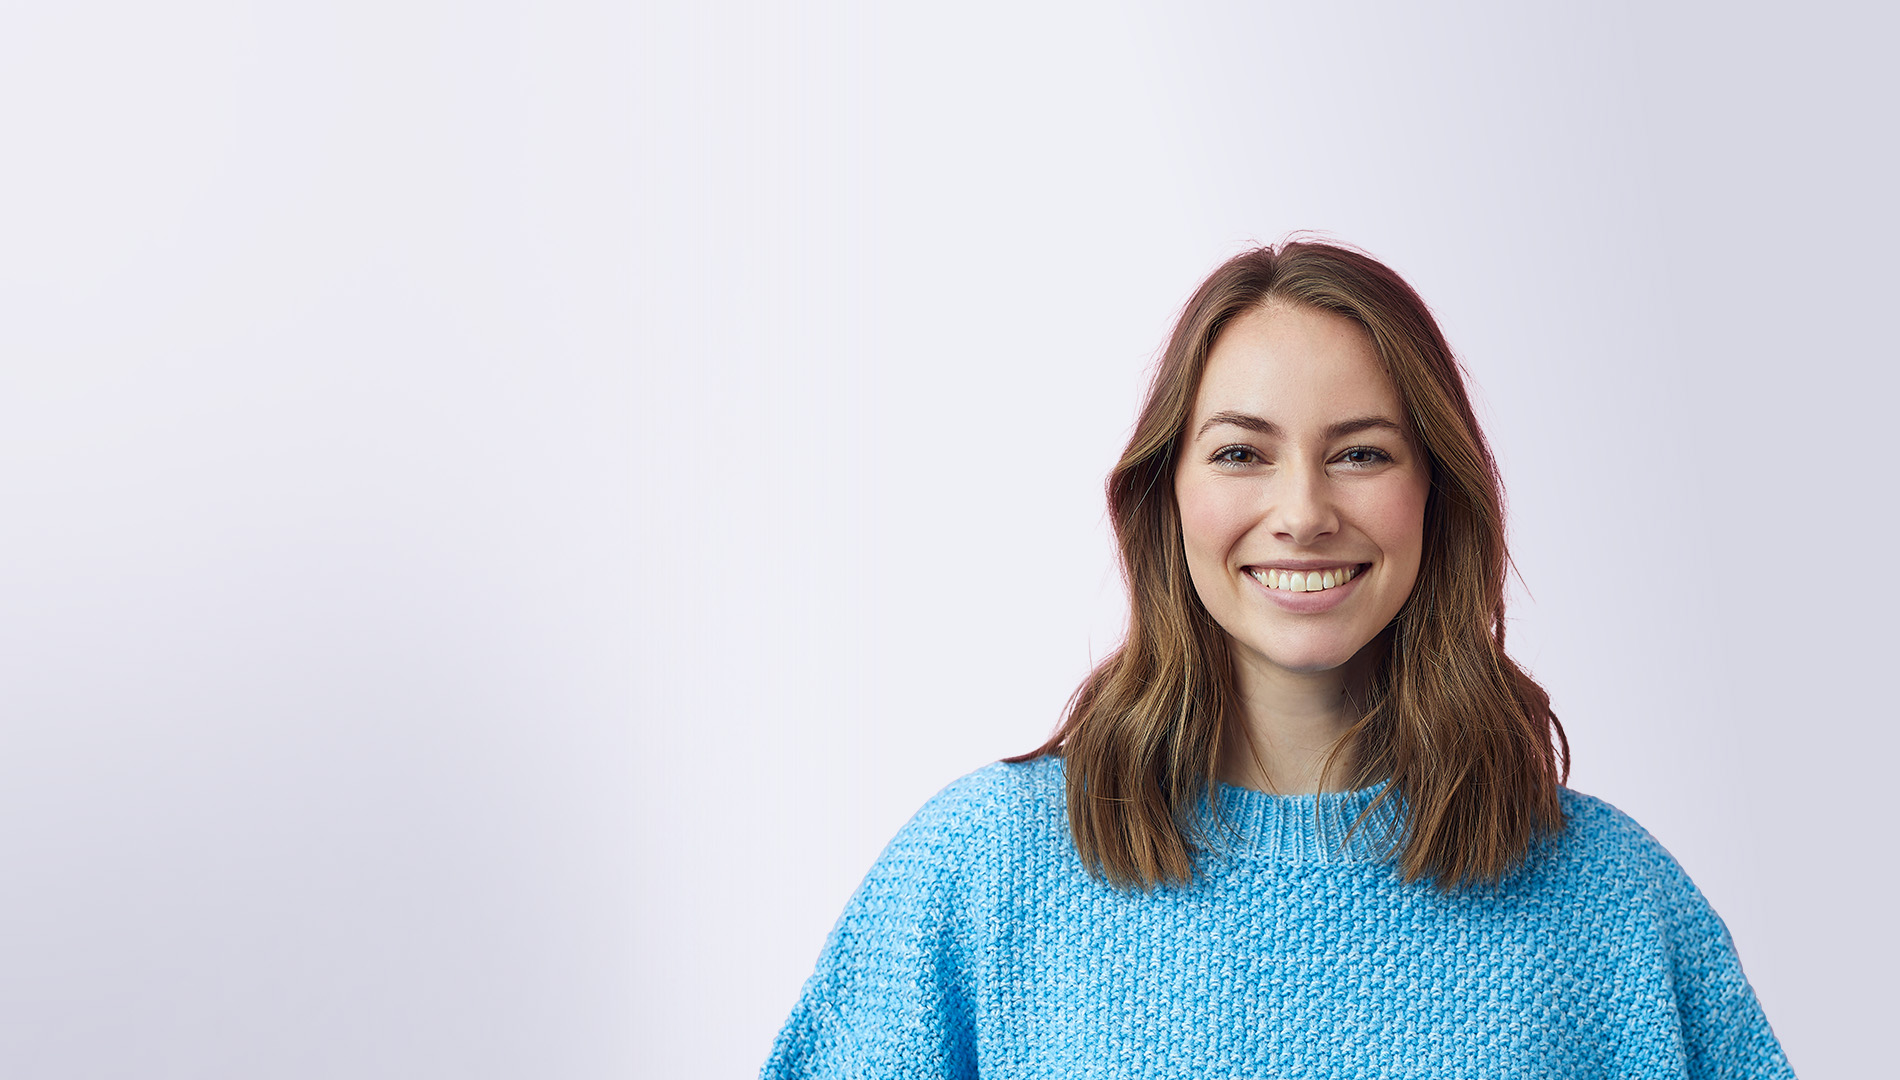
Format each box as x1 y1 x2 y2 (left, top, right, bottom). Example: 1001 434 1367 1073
761 769 1000 1080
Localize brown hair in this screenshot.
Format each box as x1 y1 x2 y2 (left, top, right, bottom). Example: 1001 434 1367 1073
1009 239 1569 891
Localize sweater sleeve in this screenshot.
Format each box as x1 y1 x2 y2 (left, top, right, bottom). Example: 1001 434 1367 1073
1653 862 1796 1080
761 772 994 1080
1568 791 1798 1080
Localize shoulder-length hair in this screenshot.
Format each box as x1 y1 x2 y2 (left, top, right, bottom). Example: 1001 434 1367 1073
1010 239 1569 891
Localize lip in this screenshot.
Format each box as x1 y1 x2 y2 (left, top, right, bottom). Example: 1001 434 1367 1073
1243 561 1368 613
1246 559 1361 571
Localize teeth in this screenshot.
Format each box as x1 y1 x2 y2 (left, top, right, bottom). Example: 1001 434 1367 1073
1250 565 1358 592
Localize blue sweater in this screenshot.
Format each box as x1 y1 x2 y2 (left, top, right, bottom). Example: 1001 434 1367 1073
764 756 1793 1079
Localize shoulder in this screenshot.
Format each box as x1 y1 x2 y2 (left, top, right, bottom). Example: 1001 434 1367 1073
923 755 1065 817
842 756 1072 939
891 755 1068 861
1542 792 1795 1075
1549 787 1699 891
1554 788 1685 866
762 757 1071 1078
1538 787 1735 959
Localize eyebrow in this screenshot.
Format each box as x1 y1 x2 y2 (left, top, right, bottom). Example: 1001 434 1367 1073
1193 410 1407 442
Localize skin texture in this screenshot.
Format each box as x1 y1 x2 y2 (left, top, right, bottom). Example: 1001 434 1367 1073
1174 300 1431 794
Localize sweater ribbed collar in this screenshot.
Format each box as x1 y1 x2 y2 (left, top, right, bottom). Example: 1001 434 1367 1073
1196 778 1404 865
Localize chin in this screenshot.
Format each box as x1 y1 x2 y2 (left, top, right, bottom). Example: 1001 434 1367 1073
1272 655 1358 675
1249 646 1361 675
1242 630 1386 677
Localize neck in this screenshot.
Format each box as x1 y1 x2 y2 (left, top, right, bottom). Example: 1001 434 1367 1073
1219 645 1378 796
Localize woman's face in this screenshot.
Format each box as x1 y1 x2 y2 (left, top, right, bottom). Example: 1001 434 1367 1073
1174 300 1432 679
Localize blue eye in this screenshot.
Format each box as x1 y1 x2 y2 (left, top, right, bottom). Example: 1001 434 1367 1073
1338 446 1392 467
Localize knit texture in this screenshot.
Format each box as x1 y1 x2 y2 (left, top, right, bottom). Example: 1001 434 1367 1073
763 756 1794 1079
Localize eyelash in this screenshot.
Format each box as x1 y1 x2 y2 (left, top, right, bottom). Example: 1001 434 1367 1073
1208 445 1394 468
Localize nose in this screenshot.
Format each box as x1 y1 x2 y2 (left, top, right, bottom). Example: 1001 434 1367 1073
1267 465 1339 547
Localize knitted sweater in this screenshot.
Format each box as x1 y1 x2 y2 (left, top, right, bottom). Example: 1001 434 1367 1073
763 756 1793 1079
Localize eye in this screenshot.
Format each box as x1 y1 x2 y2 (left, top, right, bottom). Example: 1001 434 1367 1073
1336 446 1393 468
1209 444 1260 467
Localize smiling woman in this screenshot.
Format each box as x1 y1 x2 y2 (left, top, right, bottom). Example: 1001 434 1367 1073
761 242 1796 1079
1175 301 1435 793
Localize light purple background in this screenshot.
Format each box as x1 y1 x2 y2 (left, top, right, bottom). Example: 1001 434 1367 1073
2 1 1891 1077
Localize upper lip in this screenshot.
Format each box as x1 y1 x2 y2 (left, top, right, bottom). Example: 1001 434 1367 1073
1244 559 1367 570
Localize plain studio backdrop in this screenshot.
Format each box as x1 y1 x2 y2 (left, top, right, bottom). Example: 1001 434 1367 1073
0 0 1891 1077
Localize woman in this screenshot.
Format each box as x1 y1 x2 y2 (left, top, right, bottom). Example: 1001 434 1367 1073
763 241 1794 1078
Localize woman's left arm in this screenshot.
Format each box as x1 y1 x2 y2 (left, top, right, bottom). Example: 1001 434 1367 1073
1656 874 1796 1080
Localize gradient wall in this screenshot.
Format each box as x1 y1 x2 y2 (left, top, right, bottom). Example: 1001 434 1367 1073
2 1 1890 1077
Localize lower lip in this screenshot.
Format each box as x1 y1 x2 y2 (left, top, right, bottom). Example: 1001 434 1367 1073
1246 566 1366 613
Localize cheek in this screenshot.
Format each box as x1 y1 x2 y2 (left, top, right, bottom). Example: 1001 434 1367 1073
1174 481 1248 560
1362 475 1431 570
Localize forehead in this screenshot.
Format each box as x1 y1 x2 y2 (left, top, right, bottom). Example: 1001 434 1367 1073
1191 302 1402 425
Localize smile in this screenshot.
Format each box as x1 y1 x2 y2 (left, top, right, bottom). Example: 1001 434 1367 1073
1247 565 1365 592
